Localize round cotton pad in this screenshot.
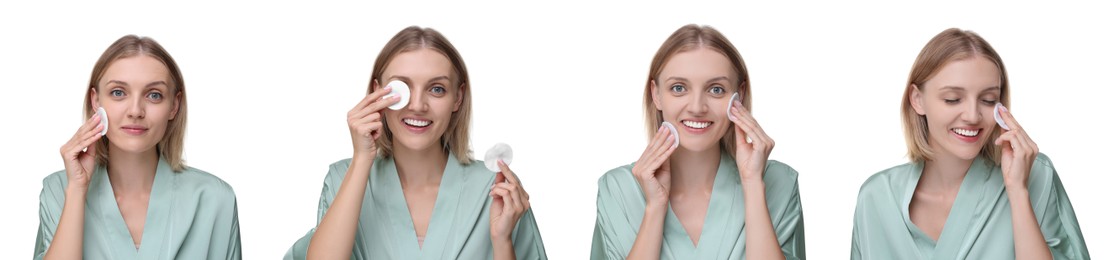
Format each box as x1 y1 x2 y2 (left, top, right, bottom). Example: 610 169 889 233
993 103 1010 131
662 121 680 149
97 107 108 136
484 143 514 172
385 80 410 110
726 92 740 121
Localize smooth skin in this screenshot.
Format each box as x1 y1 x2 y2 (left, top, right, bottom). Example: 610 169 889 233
908 56 1051 260
46 55 181 259
627 48 784 260
307 49 530 260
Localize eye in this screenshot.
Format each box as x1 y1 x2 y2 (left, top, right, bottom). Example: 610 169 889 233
146 92 163 101
110 89 125 97
944 98 960 104
430 85 446 97
670 84 686 93
980 99 997 105
708 85 726 96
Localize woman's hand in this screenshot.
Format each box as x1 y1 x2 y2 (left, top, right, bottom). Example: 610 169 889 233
490 160 530 243
60 113 105 192
632 125 677 207
994 105 1038 191
347 85 400 159
728 100 774 184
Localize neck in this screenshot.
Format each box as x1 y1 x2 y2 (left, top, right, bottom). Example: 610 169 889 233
920 146 974 192
392 143 448 187
106 146 159 194
669 146 720 195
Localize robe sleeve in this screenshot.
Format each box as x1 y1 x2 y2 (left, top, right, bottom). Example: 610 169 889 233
1029 154 1090 259
285 160 347 260
510 208 548 259
590 167 639 260
765 161 806 260
33 171 67 260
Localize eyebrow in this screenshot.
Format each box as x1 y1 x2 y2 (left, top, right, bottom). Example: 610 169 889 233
388 75 451 84
662 76 730 84
939 85 1001 92
105 80 168 89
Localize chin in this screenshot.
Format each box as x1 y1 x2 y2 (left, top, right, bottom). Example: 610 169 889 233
394 137 441 152
108 140 158 154
678 139 718 152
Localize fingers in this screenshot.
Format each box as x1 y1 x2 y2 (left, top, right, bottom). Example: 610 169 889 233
63 115 104 158
492 182 529 213
997 105 1023 132
730 105 774 150
497 160 521 185
349 87 400 119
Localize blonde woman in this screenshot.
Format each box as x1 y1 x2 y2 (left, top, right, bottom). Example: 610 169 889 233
851 28 1090 259
35 35 241 259
285 26 546 260
592 24 805 260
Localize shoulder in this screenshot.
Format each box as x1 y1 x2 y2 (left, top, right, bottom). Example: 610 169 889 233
462 159 496 178
41 170 68 191
598 163 636 188
858 162 916 198
1025 152 1061 189
174 166 237 201
323 158 354 183
39 170 69 204
763 160 800 181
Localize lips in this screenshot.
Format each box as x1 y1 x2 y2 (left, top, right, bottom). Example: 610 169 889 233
681 120 711 129
950 127 980 143
403 118 431 127
120 125 149 135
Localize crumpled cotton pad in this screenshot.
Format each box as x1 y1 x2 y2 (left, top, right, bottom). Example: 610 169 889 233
994 103 1010 131
484 143 514 172
662 121 679 149
726 92 740 121
97 107 108 136
385 80 410 110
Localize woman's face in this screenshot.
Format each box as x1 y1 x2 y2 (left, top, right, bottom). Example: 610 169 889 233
911 56 1002 161
378 49 462 153
652 48 738 152
92 55 180 155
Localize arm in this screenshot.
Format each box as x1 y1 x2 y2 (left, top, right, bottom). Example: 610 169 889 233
730 99 785 260
626 202 667 260
44 114 104 260
994 105 1052 260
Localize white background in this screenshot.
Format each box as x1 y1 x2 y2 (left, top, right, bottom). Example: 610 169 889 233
2 1 1111 259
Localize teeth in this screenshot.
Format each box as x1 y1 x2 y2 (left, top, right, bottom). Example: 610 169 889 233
403 118 431 127
952 128 979 137
681 120 711 129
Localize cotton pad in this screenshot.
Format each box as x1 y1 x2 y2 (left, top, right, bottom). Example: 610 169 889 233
662 121 679 149
484 143 514 172
726 92 740 121
993 103 1010 131
385 80 410 110
97 107 108 136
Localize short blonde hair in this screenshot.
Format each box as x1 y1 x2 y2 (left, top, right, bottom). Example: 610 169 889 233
643 24 751 157
902 28 1009 164
370 26 473 164
85 35 188 172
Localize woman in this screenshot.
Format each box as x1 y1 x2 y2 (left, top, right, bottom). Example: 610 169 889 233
34 35 241 259
850 28 1090 259
591 24 805 260
285 26 547 260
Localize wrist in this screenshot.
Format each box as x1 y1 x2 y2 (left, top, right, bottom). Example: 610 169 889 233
491 237 514 249
65 185 89 196
644 202 668 216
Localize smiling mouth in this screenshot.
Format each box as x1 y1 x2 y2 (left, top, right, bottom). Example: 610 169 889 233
403 118 432 127
951 128 980 137
681 120 711 129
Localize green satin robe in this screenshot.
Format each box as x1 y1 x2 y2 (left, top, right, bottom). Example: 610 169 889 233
34 159 242 259
285 154 547 260
851 153 1090 259
591 153 806 259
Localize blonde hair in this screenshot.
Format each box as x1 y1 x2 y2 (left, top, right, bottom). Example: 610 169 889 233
370 26 473 164
643 24 751 156
85 35 188 172
902 28 1009 164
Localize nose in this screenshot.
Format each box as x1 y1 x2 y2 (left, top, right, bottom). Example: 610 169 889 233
405 88 427 112
960 99 981 124
125 95 146 119
686 92 709 115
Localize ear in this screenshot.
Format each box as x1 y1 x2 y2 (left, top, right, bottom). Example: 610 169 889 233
370 79 380 93
453 82 465 112
650 80 663 110
169 91 182 120
89 87 100 109
909 84 926 115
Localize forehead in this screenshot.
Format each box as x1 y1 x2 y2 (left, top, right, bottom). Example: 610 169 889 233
384 48 454 81
100 55 170 87
924 56 1002 92
659 48 734 82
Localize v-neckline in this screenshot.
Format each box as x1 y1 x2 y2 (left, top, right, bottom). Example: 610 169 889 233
89 158 173 258
902 157 992 258
662 154 737 255
379 155 462 257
